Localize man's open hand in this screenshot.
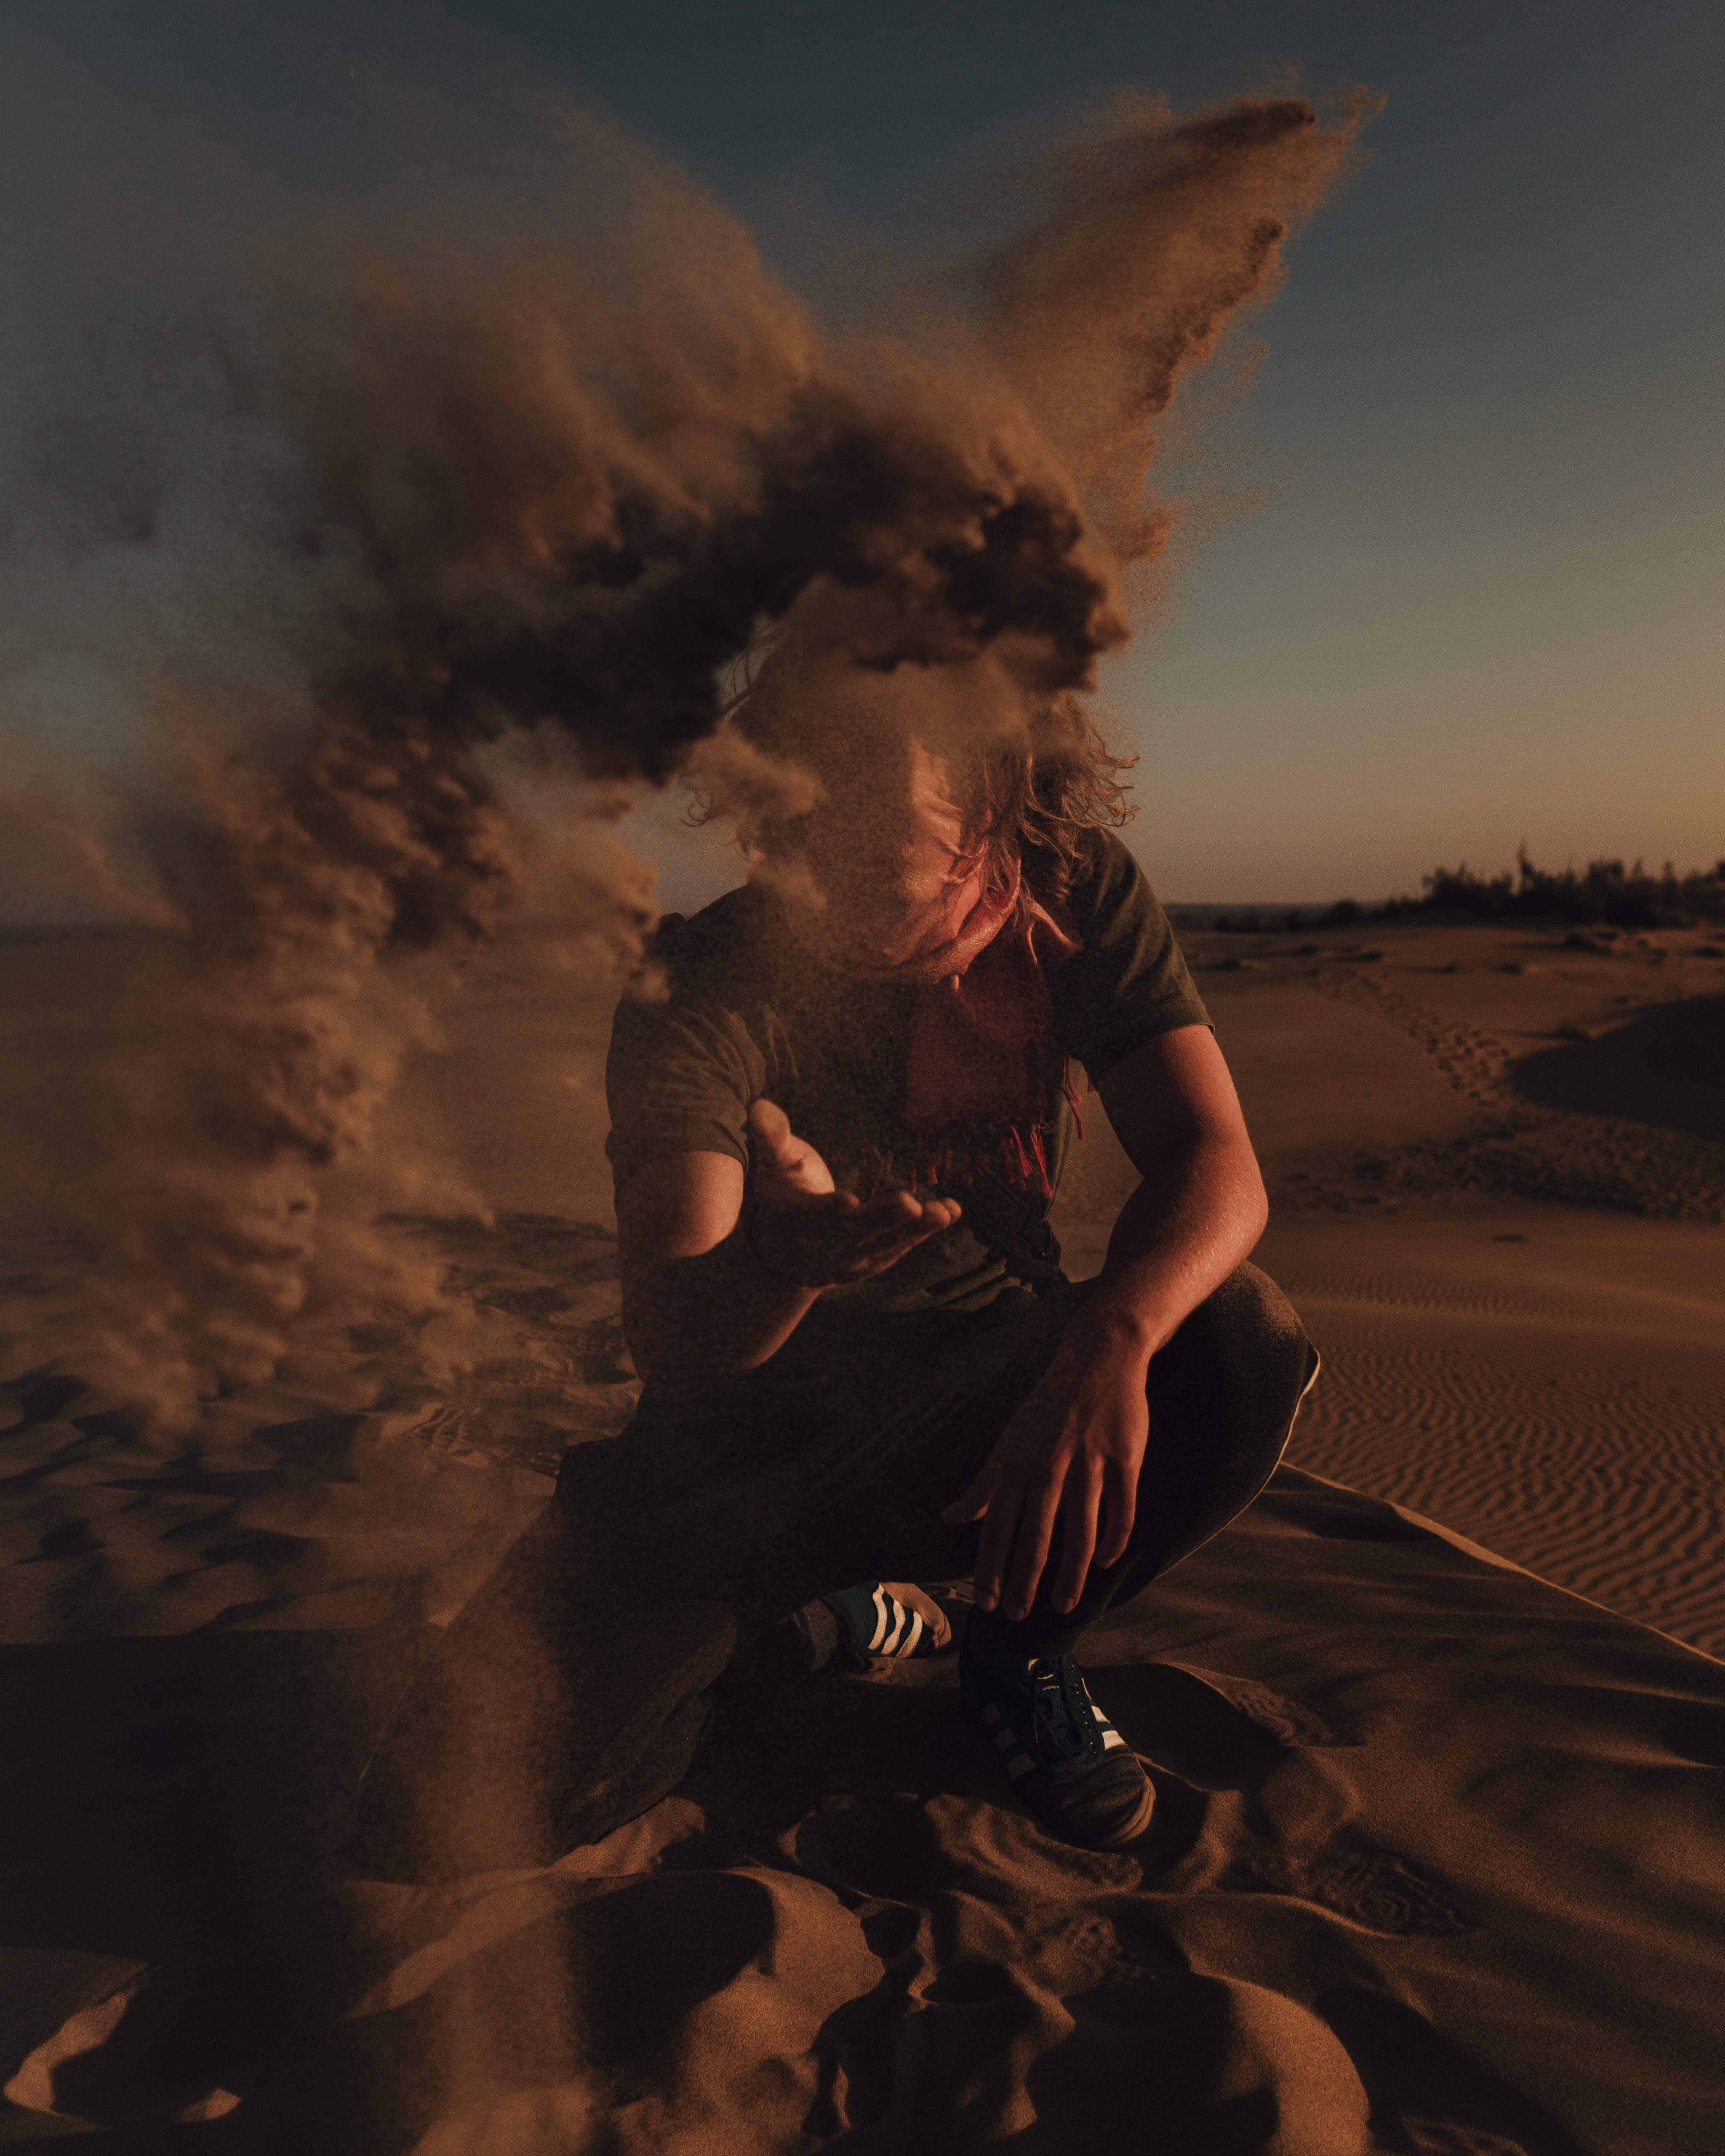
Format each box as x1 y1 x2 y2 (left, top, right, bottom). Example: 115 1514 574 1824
940 1327 1150 1617
748 1099 961 1288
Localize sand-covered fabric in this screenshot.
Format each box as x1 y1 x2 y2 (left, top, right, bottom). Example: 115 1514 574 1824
4 1382 1723 2152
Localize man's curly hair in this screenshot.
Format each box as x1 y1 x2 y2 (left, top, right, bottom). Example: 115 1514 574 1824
704 647 1136 910
962 693 1137 907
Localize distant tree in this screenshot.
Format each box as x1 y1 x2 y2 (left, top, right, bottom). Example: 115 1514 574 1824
1402 845 1724 927
1420 863 1514 915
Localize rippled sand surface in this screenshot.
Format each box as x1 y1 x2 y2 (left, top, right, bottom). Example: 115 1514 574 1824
1058 915 1725 1654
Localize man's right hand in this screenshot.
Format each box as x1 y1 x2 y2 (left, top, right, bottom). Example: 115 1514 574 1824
615 1106 961 1396
747 1098 961 1288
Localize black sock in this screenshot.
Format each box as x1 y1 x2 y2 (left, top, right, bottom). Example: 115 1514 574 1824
966 1602 1089 1664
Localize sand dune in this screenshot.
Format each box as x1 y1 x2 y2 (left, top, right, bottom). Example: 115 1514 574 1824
1265 1208 1725 1655
3 914 1724 2149
6 1393 1723 2150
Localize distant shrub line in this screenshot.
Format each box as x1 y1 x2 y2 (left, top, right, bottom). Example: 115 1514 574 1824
1201 848 1725 935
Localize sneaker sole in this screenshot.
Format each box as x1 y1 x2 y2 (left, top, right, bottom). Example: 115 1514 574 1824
992 1748 1156 1851
1080 1768 1156 1849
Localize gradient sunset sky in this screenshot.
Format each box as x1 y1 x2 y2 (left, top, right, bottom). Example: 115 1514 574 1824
10 0 1723 906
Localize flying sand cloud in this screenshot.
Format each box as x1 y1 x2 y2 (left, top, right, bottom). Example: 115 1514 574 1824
0 44 1365 1420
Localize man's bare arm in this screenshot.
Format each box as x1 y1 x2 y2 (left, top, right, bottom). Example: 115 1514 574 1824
617 1100 960 1400
943 1024 1268 1616
1080 1022 1270 1363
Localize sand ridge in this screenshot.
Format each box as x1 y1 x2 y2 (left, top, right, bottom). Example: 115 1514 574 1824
1261 1209 1725 1657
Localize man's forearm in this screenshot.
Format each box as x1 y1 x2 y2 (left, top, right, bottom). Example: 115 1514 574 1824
617 1115 961 1399
1076 1131 1268 1366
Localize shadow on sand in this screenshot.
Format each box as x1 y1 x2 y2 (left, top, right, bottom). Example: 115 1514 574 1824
1514 994 1725 1142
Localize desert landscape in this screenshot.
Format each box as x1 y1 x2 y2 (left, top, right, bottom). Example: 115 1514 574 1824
3 7 1721 2144
3 904 1721 2151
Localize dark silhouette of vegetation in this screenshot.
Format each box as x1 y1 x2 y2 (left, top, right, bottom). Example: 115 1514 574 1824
1389 847 1725 929
1196 849 1725 934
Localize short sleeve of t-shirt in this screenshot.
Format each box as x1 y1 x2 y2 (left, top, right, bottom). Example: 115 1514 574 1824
605 998 756 1181
604 890 786 1185
604 835 1209 1186
1052 833 1211 1079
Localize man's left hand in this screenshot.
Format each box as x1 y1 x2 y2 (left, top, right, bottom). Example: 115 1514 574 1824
939 1333 1151 1619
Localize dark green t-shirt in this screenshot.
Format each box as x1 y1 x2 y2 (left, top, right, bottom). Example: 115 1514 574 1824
605 831 1210 1313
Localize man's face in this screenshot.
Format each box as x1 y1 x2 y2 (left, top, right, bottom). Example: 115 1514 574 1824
779 724 988 973
800 731 973 945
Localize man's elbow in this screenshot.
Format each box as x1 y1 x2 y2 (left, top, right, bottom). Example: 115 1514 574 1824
1236 1141 1270 1245
624 1325 707 1402
621 1302 756 1402
1199 1125 1267 1247
618 1285 681 1398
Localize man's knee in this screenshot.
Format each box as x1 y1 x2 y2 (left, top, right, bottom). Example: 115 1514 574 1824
1154 1263 1316 1448
1207 1262 1313 1381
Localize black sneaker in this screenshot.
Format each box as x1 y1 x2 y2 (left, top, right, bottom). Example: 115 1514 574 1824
825 1581 953 1670
778 1582 955 1674
960 1623 1154 1849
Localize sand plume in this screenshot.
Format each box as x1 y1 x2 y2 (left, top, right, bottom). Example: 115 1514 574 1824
971 91 1371 578
0 58 1360 1427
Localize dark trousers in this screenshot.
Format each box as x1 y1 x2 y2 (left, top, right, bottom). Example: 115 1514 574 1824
554 1262 1317 1659
357 1262 1317 1874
